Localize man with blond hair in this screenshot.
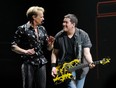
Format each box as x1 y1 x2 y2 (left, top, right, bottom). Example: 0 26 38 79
11 6 54 88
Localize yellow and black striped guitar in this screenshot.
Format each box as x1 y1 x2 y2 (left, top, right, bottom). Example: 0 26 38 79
53 58 111 85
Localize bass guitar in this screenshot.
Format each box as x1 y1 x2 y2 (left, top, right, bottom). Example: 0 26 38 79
53 57 110 85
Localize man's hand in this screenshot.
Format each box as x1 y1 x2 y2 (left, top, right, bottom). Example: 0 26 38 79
24 48 35 55
51 67 57 77
47 36 55 45
89 63 95 69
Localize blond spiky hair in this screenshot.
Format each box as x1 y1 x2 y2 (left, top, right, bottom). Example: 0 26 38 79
26 6 44 20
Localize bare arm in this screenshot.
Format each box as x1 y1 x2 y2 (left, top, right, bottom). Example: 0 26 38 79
51 48 59 77
11 44 35 55
51 49 59 63
83 48 93 63
83 47 95 68
47 44 54 51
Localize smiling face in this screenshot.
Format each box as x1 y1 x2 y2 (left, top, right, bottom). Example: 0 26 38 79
62 17 75 32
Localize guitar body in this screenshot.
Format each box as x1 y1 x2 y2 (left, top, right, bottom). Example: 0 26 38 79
53 59 80 84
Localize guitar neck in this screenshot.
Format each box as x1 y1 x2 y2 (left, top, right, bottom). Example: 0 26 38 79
68 60 100 72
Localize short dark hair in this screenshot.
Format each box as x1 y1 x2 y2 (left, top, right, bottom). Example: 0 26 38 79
64 14 78 27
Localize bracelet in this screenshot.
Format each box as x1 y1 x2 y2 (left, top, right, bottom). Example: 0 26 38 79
51 63 56 68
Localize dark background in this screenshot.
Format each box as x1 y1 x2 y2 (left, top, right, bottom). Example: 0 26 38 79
0 0 116 88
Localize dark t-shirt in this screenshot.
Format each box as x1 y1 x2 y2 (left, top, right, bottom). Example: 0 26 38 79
64 35 76 62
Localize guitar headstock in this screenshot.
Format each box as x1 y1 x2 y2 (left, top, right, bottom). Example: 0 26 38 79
100 57 111 65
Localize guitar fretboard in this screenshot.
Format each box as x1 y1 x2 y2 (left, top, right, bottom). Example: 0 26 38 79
68 60 100 72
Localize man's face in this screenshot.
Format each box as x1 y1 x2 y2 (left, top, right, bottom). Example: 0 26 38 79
62 18 74 32
34 11 44 25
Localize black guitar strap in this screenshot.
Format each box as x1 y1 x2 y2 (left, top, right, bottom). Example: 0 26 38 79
75 28 82 61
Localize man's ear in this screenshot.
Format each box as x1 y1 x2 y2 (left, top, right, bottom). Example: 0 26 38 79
32 15 36 20
73 23 76 27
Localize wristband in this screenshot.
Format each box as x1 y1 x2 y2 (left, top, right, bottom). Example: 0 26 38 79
51 63 56 68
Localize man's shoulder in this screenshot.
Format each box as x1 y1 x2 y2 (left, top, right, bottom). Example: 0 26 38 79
15 23 29 34
17 23 27 30
76 28 88 36
77 28 86 33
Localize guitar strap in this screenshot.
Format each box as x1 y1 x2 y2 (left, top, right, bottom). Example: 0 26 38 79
77 29 82 60
76 28 82 60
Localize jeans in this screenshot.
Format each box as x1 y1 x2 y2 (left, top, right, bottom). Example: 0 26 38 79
68 72 86 88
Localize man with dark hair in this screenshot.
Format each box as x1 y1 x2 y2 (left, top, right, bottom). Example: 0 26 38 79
51 14 95 88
